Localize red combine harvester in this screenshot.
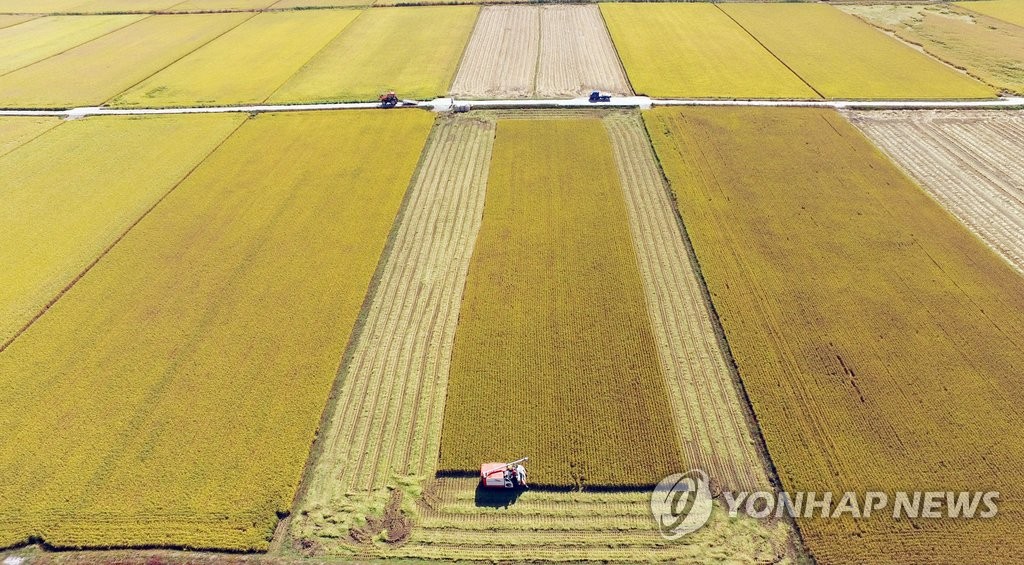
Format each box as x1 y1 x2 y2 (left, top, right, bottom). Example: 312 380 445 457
480 457 529 489
379 91 399 108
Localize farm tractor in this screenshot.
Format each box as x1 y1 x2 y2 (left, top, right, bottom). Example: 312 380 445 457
480 457 529 489
379 91 400 108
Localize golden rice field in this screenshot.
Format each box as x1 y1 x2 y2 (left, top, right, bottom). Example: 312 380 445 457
111 11 356 107
0 114 244 347
721 3 996 99
0 13 250 108
958 0 1024 28
437 118 683 488
269 7 478 103
645 106 1024 565
0 15 35 29
600 3 816 99
846 3 1024 96
0 115 58 157
0 110 433 550
0 14 141 76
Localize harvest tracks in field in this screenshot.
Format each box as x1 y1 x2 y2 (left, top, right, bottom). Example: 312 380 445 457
849 110 1024 273
604 112 771 495
646 106 1024 565
450 5 631 100
0 110 434 551
287 109 794 560
291 115 495 547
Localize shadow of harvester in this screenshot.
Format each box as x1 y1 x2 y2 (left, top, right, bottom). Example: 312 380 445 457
474 483 525 508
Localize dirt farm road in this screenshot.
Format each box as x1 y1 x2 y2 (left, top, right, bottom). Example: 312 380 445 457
1 95 1022 118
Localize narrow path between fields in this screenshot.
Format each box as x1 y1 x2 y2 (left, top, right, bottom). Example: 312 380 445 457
1 95 1022 118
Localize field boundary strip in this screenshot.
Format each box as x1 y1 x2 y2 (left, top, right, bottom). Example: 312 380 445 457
711 3 824 99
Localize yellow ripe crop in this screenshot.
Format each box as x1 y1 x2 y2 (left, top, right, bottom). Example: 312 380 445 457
0 110 434 550
645 106 1024 565
0 114 244 346
438 118 683 488
0 14 142 76
0 116 59 157
269 0 368 7
270 7 478 103
846 4 1024 96
111 10 359 108
166 0 276 11
958 0 1024 27
600 3 817 99
0 14 249 109
721 3 995 99
68 0 179 11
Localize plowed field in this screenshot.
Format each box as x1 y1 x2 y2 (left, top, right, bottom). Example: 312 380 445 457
850 110 1024 273
645 106 1024 565
450 5 631 99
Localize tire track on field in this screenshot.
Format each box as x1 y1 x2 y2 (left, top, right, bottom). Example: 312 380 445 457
603 112 770 494
294 115 494 540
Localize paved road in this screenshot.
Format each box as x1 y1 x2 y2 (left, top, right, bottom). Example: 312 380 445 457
1 95 1022 118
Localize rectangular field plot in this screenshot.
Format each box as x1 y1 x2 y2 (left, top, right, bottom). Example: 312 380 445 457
111 10 358 107
721 3 995 99
0 13 250 108
0 14 142 76
0 116 59 157
270 7 476 103
600 3 815 99
846 4 1024 96
850 110 1024 274
0 114 244 347
450 5 631 99
437 118 682 488
0 110 434 551
645 106 1024 565
959 0 1024 28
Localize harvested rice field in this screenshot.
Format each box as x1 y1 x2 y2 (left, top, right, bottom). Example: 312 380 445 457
849 110 1024 273
2 2 1023 564
450 5 631 99
646 105 1024 565
290 110 795 560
